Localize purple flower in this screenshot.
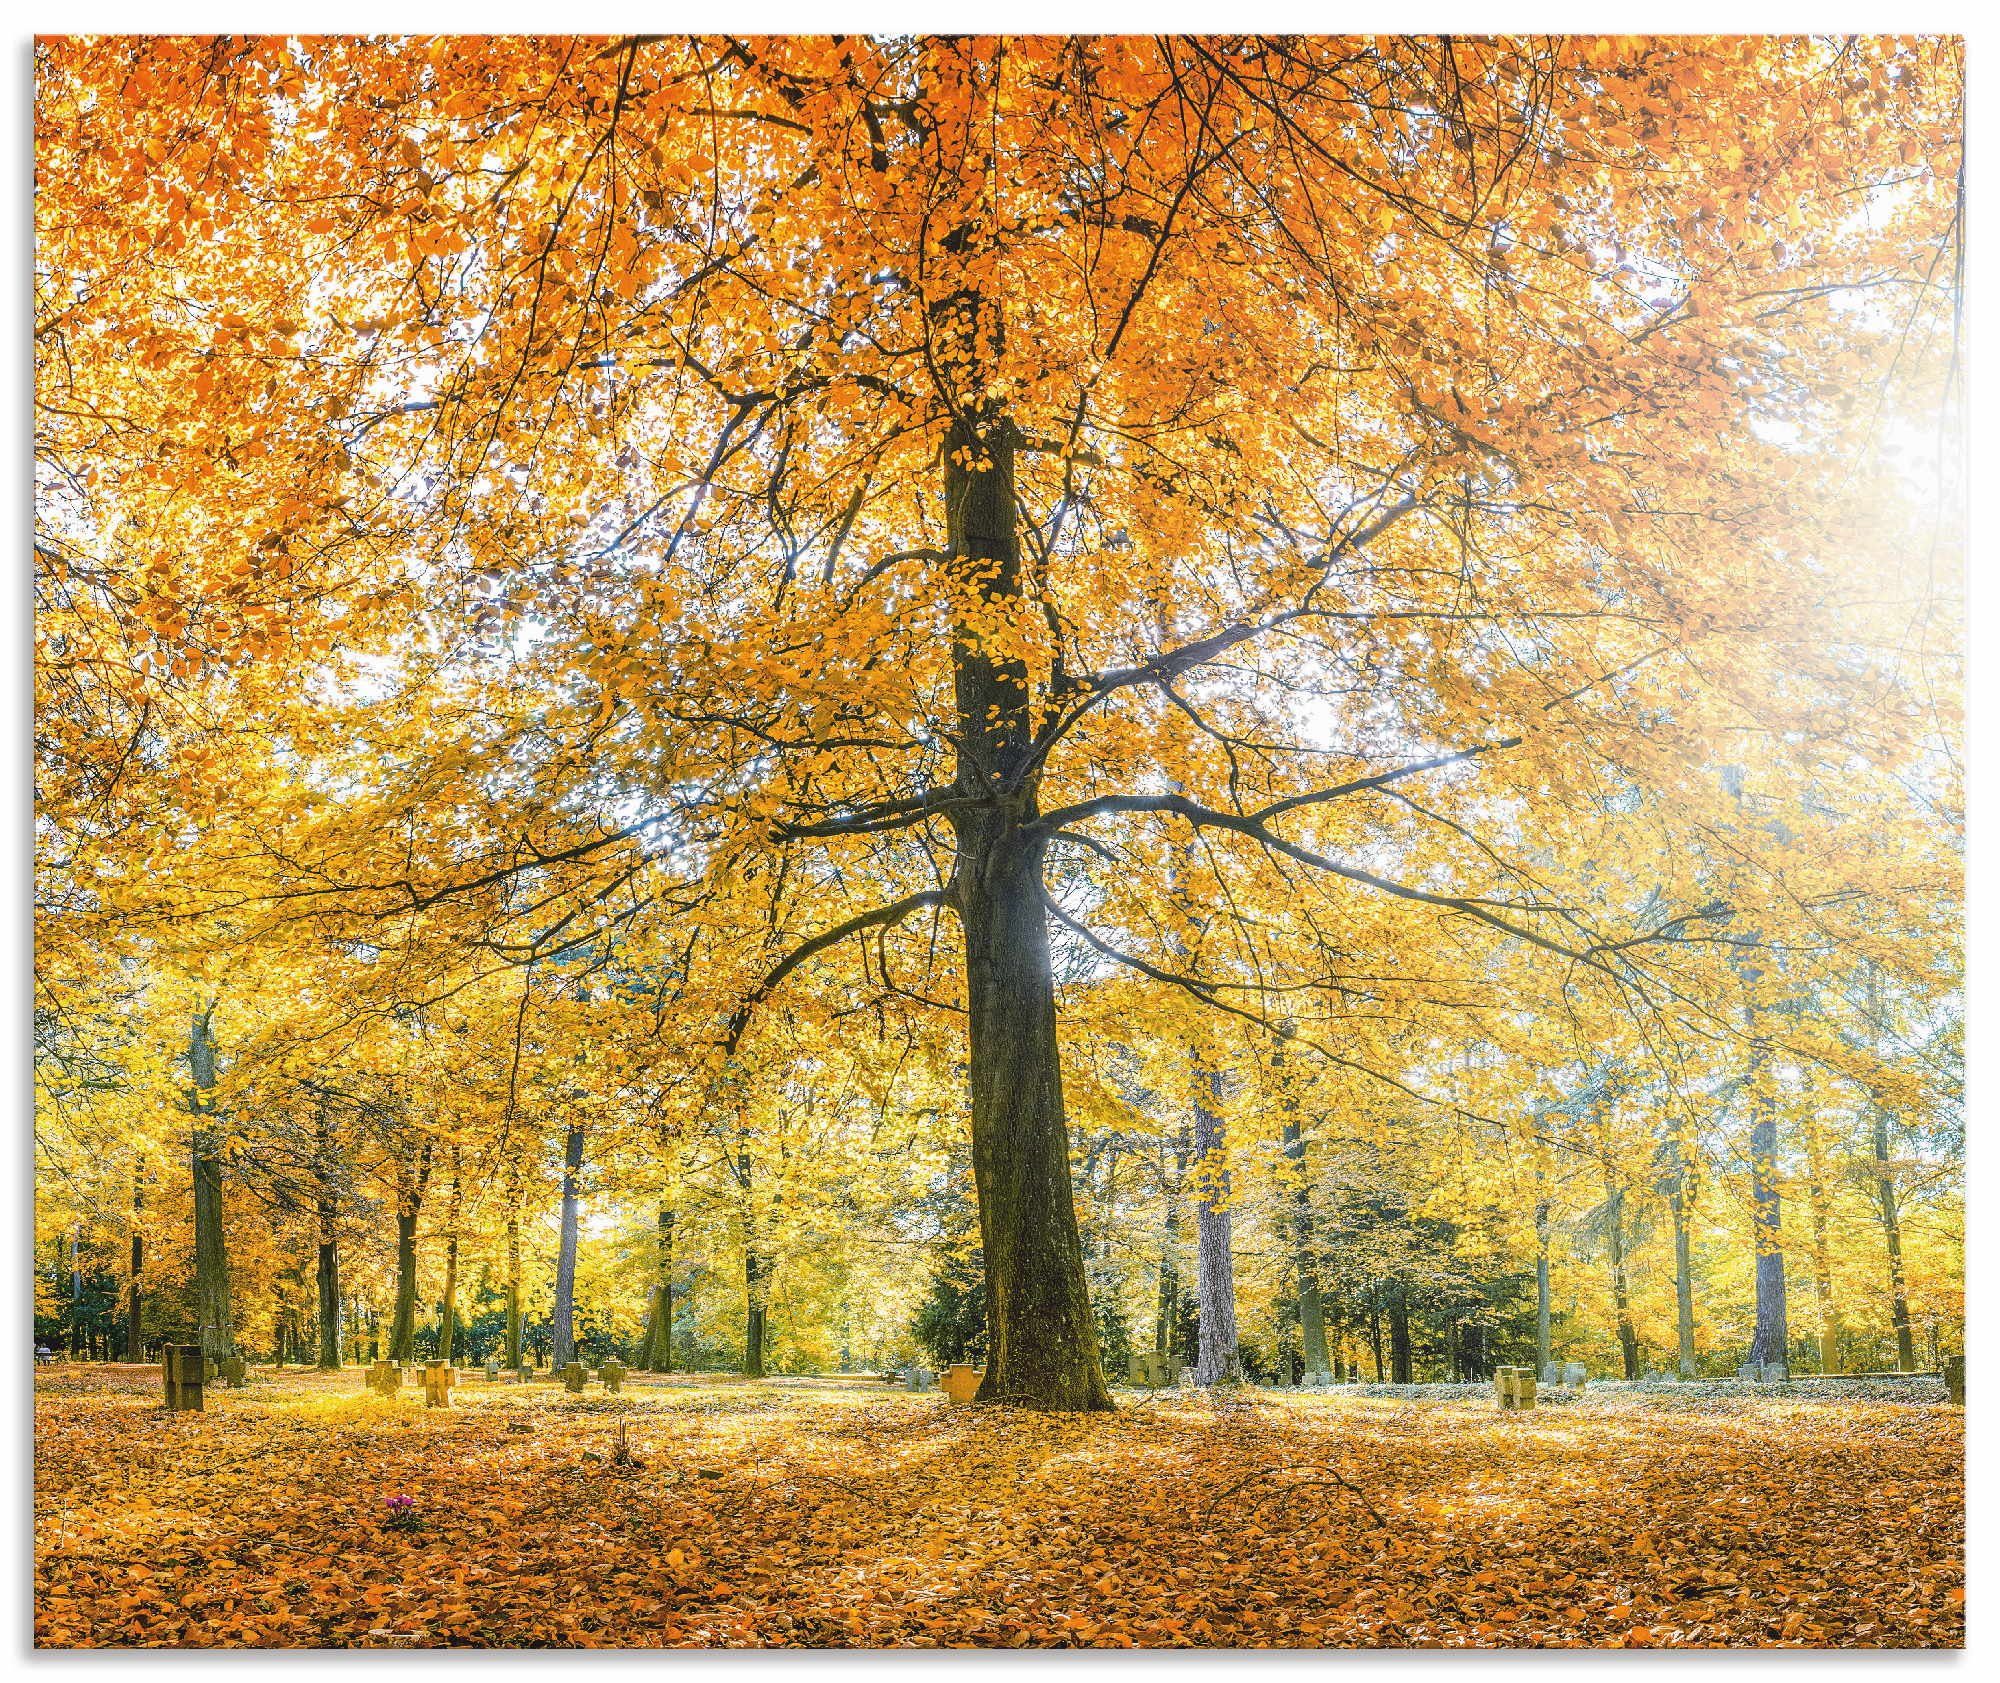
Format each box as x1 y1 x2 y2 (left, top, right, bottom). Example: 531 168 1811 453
385 1495 416 1510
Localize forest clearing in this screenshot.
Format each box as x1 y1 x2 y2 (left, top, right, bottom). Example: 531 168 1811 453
33 1365 1964 1649
35 31 1963 1651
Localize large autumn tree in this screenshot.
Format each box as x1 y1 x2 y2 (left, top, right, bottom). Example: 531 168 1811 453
36 35 1962 1407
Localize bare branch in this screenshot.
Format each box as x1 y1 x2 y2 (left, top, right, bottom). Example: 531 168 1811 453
722 890 948 1054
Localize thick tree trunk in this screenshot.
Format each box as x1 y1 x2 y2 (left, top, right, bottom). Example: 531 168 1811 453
552 1119 585 1369
647 1205 675 1372
955 818 1111 1410
1871 1105 1916 1370
315 1231 341 1368
940 403 1108 1411
388 1137 430 1362
1745 1052 1789 1366
1190 1061 1241 1386
188 1009 234 1361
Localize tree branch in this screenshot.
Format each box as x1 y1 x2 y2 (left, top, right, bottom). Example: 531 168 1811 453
722 890 948 1054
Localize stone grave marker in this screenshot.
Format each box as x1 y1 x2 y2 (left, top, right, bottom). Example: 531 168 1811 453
220 1354 247 1388
1494 1365 1538 1410
1944 1354 1965 1406
485 1357 501 1381
1563 1362 1586 1387
600 1359 626 1394
1541 1361 1562 1385
562 1362 587 1394
423 1361 455 1408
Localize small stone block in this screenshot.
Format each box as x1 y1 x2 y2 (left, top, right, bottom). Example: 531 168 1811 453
163 1344 205 1411
562 1362 587 1393
600 1360 626 1393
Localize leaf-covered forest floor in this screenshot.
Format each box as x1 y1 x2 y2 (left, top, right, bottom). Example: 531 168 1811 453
35 1367 1963 1650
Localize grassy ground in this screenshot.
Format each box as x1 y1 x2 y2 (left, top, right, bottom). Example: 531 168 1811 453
33 1365 1963 1649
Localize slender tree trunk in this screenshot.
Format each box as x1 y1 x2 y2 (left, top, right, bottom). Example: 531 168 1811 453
1155 1126 1186 1358
1190 1058 1241 1386
505 1208 524 1368
1278 1043 1330 1377
312 1101 341 1368
733 1140 768 1379
1535 1196 1553 1375
188 1008 234 1361
1665 1129 1699 1377
552 1119 585 1369
1871 1104 1916 1370
502 1161 524 1368
1388 1286 1412 1383
438 1231 460 1362
1745 1049 1789 1366
1532 1136 1554 1374
438 1153 463 1363
1802 1113 1838 1372
1606 1175 1641 1379
744 1252 768 1379
127 1175 144 1361
1367 1294 1384 1381
68 1229 83 1357
1861 969 1917 1371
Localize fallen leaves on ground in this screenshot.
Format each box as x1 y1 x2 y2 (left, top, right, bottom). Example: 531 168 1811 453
34 1369 1963 1649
